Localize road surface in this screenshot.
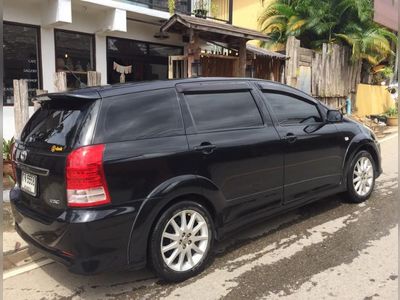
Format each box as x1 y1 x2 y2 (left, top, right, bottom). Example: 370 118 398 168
3 133 398 300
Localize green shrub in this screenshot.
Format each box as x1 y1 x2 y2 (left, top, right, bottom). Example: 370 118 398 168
3 138 14 161
385 107 398 117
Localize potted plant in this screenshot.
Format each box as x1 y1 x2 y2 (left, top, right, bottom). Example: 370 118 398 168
193 0 208 18
3 137 15 189
384 106 398 126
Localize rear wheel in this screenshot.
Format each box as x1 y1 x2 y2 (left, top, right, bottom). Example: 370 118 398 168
149 201 214 282
344 150 376 203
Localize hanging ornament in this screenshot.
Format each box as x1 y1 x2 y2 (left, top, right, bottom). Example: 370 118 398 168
113 62 132 83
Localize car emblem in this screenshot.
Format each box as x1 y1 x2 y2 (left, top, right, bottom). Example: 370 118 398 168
20 150 28 162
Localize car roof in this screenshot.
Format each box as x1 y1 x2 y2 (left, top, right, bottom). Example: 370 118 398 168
36 77 316 103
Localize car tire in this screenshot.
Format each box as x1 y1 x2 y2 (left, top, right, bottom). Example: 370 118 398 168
149 200 214 282
344 150 376 203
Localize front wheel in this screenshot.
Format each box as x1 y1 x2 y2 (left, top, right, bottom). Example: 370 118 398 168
344 150 376 203
149 201 214 282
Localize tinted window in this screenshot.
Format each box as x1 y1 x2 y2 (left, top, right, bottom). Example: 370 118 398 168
21 101 95 148
3 23 41 105
107 37 183 83
185 91 263 131
100 89 183 142
263 92 322 125
55 30 95 89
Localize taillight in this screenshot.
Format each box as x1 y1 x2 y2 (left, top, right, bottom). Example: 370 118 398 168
66 144 111 207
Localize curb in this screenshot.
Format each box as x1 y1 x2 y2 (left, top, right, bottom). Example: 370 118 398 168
378 131 398 144
3 247 32 271
3 245 30 257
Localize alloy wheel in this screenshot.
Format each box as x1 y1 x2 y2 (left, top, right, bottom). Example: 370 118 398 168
160 209 210 272
353 156 374 196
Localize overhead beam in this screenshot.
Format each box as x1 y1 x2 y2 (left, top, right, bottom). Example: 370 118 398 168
42 0 72 28
97 8 127 34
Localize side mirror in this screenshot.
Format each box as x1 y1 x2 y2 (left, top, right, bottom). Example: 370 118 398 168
327 109 343 123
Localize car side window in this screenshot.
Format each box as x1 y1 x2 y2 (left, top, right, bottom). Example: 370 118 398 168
185 91 263 132
99 88 183 142
263 92 322 125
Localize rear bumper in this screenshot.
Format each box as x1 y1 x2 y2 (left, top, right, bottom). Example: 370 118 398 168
10 187 144 274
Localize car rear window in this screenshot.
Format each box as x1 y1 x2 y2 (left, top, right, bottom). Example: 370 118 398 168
20 100 96 149
95 88 184 143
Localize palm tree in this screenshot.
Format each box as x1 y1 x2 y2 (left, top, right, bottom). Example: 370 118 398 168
336 26 396 65
258 0 339 48
258 1 297 47
258 0 396 65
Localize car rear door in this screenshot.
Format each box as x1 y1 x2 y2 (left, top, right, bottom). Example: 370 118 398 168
257 84 343 204
13 97 100 218
177 81 284 228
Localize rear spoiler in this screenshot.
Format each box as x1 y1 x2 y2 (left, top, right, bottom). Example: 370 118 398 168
32 90 101 103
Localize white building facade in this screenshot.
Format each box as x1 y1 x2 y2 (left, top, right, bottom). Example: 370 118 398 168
3 0 189 139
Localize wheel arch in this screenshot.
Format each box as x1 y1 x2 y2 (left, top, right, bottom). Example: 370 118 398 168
343 138 381 186
127 175 225 266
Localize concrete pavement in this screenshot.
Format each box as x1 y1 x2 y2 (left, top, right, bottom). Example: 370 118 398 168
3 133 398 300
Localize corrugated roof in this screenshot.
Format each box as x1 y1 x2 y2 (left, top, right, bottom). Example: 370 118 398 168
246 44 288 60
161 13 271 43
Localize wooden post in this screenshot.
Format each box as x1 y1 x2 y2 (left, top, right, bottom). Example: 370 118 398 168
238 39 247 77
35 89 48 111
13 79 29 138
285 36 300 87
87 71 101 86
54 72 67 92
168 56 174 79
187 29 201 78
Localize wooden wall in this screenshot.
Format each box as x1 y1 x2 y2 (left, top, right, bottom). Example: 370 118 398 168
252 56 285 82
200 55 239 77
285 36 362 108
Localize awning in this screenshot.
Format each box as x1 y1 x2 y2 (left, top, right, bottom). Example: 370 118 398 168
161 13 271 46
246 44 288 60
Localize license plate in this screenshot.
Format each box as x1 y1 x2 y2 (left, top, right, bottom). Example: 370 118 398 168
21 171 37 196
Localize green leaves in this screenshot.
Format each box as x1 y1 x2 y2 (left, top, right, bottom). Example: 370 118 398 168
336 26 396 65
258 0 396 65
3 137 15 161
385 106 398 117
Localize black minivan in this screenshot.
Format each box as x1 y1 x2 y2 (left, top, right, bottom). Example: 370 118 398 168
10 78 381 281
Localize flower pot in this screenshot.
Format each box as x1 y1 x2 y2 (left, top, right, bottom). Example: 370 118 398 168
386 117 398 126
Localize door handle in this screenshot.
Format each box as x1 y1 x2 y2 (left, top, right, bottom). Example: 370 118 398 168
194 142 217 155
284 133 297 144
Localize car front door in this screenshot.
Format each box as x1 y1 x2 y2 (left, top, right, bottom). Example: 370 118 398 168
177 81 284 229
259 88 343 204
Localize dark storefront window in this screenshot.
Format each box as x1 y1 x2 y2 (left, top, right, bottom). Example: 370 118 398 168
107 37 183 84
55 30 95 89
3 22 41 105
